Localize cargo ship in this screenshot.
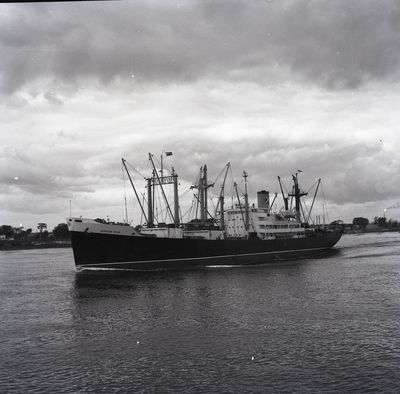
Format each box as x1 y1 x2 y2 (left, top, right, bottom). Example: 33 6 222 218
68 154 342 271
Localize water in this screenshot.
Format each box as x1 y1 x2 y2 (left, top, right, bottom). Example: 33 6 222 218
1 233 400 393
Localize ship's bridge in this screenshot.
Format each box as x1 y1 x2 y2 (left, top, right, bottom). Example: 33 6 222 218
225 207 304 239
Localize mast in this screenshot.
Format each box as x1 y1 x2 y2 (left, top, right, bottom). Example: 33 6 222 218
214 162 230 230
172 167 180 225
148 153 175 224
289 172 307 222
193 164 214 225
146 177 153 227
199 166 205 222
220 195 225 230
152 169 155 223
204 165 208 222
243 171 249 230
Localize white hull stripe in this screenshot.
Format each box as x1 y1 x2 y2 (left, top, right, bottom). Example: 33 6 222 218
78 246 329 267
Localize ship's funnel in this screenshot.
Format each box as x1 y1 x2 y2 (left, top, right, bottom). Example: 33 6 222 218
257 190 269 209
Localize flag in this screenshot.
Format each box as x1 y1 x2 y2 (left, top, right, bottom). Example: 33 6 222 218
165 152 173 156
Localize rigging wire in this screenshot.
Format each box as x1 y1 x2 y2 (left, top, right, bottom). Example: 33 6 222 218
274 178 282 211
154 185 192 222
228 164 235 207
280 177 290 195
188 199 195 222
179 204 183 224
121 161 129 223
152 154 174 176
289 185 294 211
306 179 320 194
124 159 147 180
210 197 216 216
212 164 227 189
300 203 307 224
155 201 159 225
165 184 173 223
320 181 330 224
177 186 192 222
301 199 310 223
181 199 194 222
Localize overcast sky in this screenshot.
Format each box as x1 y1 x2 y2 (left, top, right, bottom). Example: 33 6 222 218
1 0 400 230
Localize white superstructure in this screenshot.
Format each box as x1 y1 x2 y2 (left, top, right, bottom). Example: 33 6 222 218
225 205 305 239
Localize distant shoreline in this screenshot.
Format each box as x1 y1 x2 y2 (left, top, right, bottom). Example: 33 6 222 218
1 229 399 252
0 240 71 251
344 228 400 235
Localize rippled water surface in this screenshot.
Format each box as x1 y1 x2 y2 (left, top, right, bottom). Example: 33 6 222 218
1 233 400 393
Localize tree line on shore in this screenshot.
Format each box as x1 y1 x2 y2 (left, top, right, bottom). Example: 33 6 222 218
0 223 69 240
352 216 399 229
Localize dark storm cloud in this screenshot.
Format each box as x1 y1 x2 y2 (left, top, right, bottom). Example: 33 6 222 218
1 0 400 93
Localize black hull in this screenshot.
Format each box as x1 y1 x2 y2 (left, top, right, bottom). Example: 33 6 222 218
70 231 342 271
